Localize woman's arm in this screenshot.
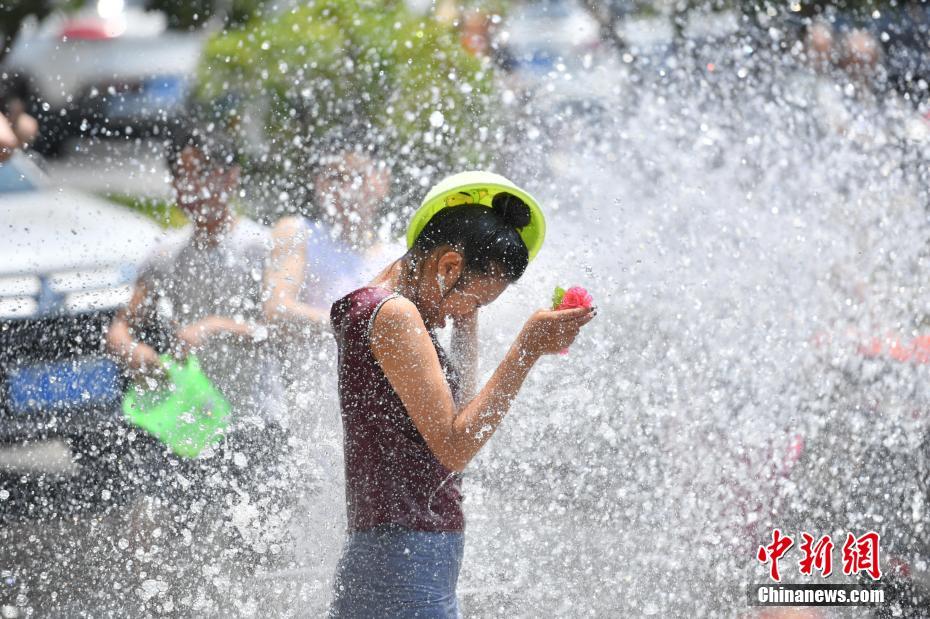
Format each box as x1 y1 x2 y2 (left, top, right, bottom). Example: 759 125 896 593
0 114 19 162
263 216 330 331
106 281 164 379
371 297 595 472
451 312 479 401
174 316 268 355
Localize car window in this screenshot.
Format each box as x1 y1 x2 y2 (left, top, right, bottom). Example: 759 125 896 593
0 160 37 194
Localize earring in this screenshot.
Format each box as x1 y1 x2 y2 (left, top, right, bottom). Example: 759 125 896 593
438 275 447 296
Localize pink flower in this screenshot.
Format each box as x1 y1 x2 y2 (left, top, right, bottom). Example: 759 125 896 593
556 286 593 311
551 285 594 354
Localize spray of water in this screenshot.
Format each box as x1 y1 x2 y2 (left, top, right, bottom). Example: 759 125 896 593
5 9 930 618
239 25 930 615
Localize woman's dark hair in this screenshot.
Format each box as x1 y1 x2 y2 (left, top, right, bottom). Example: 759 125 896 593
412 192 532 281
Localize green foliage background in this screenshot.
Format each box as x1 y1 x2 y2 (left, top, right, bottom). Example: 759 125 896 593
195 0 496 218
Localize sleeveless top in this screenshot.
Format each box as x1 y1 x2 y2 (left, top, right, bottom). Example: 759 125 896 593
330 285 465 532
299 218 376 310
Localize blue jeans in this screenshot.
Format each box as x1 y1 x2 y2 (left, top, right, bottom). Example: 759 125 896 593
328 524 465 619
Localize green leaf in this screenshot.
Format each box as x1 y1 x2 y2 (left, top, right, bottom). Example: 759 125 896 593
552 286 566 309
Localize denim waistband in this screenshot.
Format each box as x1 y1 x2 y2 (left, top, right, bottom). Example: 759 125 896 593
328 525 465 619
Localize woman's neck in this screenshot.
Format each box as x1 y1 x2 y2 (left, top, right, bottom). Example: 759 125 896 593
381 257 415 297
377 256 439 330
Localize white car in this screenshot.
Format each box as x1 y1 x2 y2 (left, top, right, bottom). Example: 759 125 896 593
3 1 207 154
0 153 160 499
0 154 160 316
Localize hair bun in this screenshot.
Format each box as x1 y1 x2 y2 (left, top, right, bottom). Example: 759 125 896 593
491 192 531 230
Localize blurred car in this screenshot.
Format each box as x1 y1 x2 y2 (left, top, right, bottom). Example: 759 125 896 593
0 153 161 515
836 3 930 104
2 0 207 155
503 0 603 76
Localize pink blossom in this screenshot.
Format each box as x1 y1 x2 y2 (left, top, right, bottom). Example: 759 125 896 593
556 286 593 310
552 286 594 354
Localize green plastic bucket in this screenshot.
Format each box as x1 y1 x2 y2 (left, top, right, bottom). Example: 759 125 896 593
406 171 546 262
122 355 231 459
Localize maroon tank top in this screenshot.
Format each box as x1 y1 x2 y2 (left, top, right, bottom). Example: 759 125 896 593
330 285 465 532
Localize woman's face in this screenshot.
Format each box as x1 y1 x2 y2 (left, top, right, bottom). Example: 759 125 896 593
424 249 510 328
439 271 509 323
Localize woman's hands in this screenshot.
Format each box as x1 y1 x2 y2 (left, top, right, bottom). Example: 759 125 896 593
175 316 267 357
175 320 212 353
517 306 597 360
127 342 167 387
106 281 168 386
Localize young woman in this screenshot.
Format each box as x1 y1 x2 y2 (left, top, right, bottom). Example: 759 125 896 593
328 172 597 617
264 145 393 334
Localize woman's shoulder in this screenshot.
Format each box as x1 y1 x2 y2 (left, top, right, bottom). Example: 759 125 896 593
330 285 400 333
366 294 423 347
270 215 306 243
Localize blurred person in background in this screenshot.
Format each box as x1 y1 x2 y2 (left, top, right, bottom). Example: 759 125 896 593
263 140 394 336
0 114 21 162
106 117 292 575
0 77 38 162
793 21 889 144
460 9 492 58
457 7 517 72
804 19 837 74
107 120 284 430
262 139 397 549
839 28 883 88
